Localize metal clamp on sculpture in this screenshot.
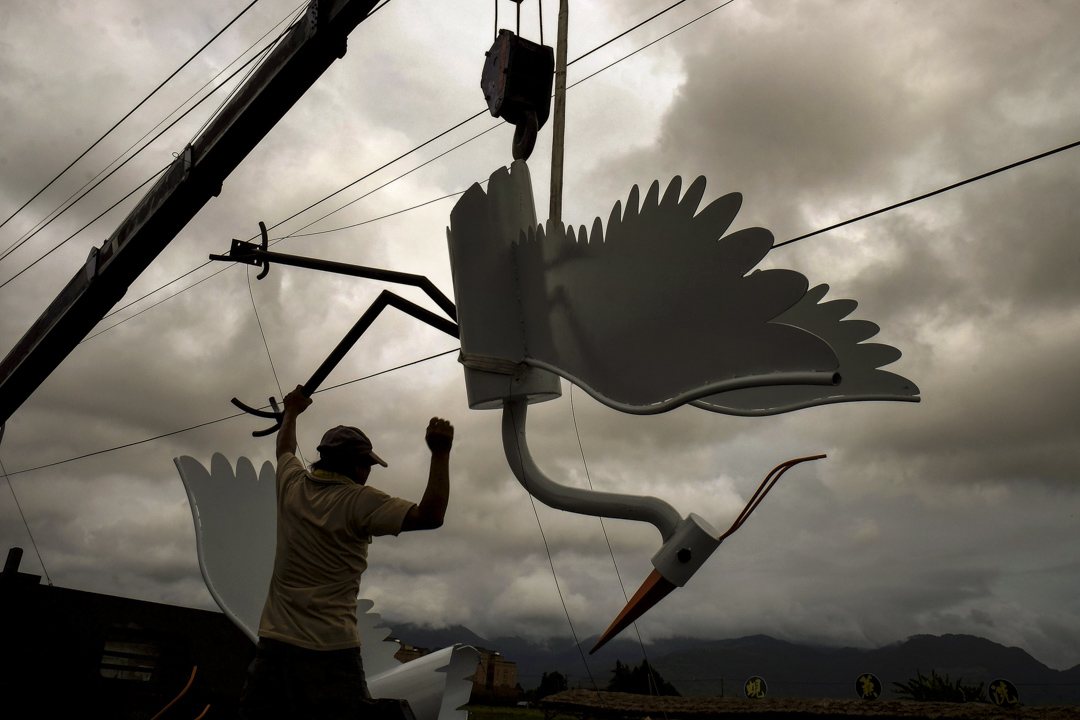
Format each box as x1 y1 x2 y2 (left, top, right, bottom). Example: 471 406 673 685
210 224 459 436
502 396 823 653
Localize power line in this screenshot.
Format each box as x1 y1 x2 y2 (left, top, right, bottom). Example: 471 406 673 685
1 348 458 478
249 0 723 241
86 184 483 345
1 454 53 585
0 0 262 236
566 0 693 67
0 35 285 286
1 3 303 267
773 137 1080 249
186 1 310 147
253 108 489 239
0 165 170 292
568 0 736 90
273 124 500 239
18 0 731 333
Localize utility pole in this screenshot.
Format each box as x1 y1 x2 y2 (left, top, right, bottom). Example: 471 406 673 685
548 0 569 229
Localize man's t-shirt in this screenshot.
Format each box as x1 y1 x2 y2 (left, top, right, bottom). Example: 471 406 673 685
258 453 415 650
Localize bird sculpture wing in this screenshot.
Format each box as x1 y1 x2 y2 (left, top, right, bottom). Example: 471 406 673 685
447 162 918 413
693 283 919 414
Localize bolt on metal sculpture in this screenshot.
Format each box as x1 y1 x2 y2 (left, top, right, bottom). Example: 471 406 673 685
215 160 918 652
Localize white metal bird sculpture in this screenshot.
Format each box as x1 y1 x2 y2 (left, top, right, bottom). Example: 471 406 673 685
445 161 919 650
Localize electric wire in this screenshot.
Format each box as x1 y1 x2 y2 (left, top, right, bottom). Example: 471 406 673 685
507 387 606 703
1 349 458 478
245 265 306 466
0 0 262 235
186 1 309 146
773 136 1080 248
0 165 170 292
0 454 53 585
250 108 489 240
0 37 283 288
567 0 736 91
566 0 692 68
247 268 286 401
269 124 500 241
0 1 291 267
245 0 728 242
56 0 740 335
569 385 672 709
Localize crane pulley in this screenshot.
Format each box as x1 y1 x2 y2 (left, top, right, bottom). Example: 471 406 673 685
481 1 554 161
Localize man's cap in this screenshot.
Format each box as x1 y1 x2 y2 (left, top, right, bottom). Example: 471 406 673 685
317 425 388 467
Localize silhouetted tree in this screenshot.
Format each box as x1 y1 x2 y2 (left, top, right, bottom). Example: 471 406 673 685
606 659 680 696
534 670 569 700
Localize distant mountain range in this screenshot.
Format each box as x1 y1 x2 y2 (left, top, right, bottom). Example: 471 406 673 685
386 624 1080 706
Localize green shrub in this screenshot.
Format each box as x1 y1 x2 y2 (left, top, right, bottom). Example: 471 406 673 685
892 669 987 703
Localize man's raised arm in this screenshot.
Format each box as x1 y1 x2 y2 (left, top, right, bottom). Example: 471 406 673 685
401 417 453 532
276 385 312 459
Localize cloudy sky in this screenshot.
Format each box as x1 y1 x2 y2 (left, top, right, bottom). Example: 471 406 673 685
3 0 1080 674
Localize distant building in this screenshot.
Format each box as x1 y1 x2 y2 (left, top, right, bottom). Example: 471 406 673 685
394 642 435 664
470 648 519 701
392 638 519 703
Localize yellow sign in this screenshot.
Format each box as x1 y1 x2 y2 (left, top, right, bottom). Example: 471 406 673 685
855 673 881 700
744 676 767 699
989 679 1019 707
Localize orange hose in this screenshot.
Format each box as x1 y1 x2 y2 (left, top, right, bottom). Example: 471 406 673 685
149 666 197 720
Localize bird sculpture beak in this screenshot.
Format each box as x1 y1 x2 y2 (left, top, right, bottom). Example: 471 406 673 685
589 454 827 654
591 569 677 654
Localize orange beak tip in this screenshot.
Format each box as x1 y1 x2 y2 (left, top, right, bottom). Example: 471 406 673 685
589 569 678 654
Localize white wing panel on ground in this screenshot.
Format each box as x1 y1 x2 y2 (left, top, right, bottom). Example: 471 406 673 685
174 454 477 720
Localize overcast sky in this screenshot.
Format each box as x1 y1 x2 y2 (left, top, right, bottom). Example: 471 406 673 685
3 0 1080 674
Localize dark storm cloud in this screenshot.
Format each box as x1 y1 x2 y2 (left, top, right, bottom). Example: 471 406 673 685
3 0 1080 674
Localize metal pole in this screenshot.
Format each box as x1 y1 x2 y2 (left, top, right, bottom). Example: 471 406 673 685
548 0 568 228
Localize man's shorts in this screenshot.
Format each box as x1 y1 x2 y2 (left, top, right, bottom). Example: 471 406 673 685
239 637 370 720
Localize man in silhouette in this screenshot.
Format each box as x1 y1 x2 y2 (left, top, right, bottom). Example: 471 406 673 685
240 385 453 719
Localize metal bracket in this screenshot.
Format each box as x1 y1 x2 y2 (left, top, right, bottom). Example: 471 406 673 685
231 289 458 436
212 222 462 436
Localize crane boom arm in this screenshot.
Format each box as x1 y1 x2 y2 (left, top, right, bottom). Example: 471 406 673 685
0 0 378 428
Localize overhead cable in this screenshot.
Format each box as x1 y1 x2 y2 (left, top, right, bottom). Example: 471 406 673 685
252 0 725 240
1 2 303 267
45 0 732 332
0 36 284 286
0 0 262 236
0 166 170 292
774 137 1080 248
1 348 458 478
